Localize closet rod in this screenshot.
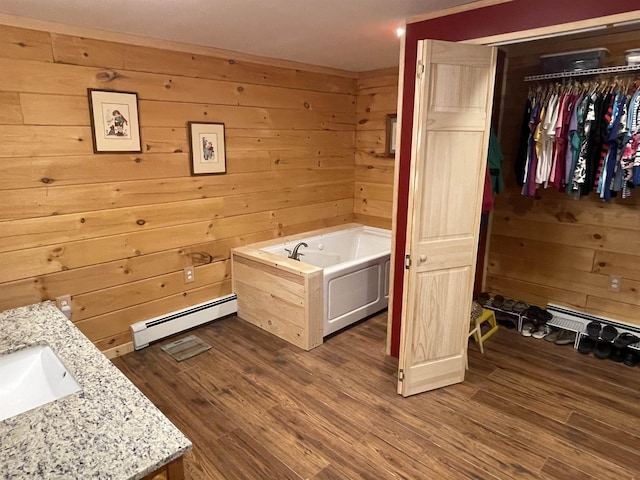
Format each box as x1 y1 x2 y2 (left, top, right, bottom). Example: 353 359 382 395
524 64 640 82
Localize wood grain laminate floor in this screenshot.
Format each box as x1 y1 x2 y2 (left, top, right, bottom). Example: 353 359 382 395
112 312 640 479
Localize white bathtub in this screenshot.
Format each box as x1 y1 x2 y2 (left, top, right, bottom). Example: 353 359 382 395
260 225 391 336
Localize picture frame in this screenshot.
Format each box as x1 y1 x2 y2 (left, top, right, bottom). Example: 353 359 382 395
385 113 398 157
188 122 227 175
87 89 141 153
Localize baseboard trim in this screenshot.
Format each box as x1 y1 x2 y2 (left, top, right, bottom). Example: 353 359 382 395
103 341 134 359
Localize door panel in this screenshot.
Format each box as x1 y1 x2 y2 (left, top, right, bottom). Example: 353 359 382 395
404 267 470 392
418 238 474 271
419 131 485 239
430 65 491 113
408 267 470 360
398 39 496 397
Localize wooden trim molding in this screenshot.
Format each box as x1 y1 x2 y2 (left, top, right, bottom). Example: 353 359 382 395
386 29 406 356
407 0 514 24
358 66 400 78
467 10 640 45
0 13 358 78
104 341 134 359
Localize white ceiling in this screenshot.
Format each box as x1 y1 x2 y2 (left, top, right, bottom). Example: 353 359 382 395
0 0 473 72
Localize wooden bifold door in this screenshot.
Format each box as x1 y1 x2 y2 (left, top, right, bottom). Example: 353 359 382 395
397 39 497 396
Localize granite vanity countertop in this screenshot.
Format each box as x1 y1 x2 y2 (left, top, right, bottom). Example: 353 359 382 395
0 302 192 479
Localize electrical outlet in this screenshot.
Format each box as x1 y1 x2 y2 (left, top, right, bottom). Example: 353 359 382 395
56 294 71 309
184 266 195 284
609 275 622 293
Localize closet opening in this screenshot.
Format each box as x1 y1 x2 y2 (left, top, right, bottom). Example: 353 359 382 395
390 10 640 397
478 20 640 339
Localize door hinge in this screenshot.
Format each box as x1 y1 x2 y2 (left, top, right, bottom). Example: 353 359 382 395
399 369 405 382
417 61 425 79
404 254 411 270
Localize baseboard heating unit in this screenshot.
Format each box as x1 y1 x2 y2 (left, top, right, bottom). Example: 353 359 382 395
546 303 640 333
131 294 237 350
546 303 640 348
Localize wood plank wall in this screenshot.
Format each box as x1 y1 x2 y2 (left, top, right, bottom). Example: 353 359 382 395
0 24 358 354
354 67 399 230
487 29 640 326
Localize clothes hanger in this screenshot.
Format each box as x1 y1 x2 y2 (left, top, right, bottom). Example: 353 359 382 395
622 77 633 94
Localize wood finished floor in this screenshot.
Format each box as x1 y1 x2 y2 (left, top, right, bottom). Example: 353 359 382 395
112 312 640 479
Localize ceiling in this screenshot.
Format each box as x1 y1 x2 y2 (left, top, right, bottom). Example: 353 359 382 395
0 0 474 72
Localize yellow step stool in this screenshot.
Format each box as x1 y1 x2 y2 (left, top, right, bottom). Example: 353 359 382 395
469 308 499 354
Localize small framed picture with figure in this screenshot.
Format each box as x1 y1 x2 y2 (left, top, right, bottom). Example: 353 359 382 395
87 89 141 153
385 113 397 157
188 122 227 175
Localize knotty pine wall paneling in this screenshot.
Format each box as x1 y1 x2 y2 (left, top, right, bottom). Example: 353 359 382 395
486 29 640 327
0 24 357 355
354 67 399 230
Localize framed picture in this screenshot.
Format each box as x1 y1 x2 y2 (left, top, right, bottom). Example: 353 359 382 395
87 89 141 153
188 122 227 175
385 114 398 157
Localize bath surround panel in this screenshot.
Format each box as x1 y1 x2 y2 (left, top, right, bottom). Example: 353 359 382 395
231 223 391 350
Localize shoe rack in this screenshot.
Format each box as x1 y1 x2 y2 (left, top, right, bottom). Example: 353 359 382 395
479 300 640 352
489 307 525 331
539 304 640 352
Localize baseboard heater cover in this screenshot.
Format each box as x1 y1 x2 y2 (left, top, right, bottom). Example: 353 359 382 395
547 303 640 335
131 294 237 350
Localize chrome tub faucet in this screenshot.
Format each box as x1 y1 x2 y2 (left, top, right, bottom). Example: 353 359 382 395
285 242 308 261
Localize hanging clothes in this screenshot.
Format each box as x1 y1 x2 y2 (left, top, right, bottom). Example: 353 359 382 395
565 92 583 192
514 99 532 187
522 98 542 197
516 77 640 201
487 129 505 194
481 129 505 213
481 167 494 213
600 93 626 201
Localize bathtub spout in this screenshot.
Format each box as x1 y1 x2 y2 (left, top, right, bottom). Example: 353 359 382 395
287 242 308 261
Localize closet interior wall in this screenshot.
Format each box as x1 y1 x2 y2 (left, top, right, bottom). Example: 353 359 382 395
487 27 640 327
0 24 358 355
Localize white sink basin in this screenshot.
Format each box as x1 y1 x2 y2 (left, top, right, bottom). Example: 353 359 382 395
0 344 81 421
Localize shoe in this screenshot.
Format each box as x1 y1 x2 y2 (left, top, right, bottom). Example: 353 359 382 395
521 323 534 337
613 333 640 349
554 330 576 346
513 301 529 314
526 306 541 322
492 295 505 309
497 319 516 329
502 299 516 312
538 310 553 323
544 328 561 342
586 321 601 340
532 325 550 339
623 349 639 367
478 292 491 306
601 325 618 342
578 337 596 354
610 347 625 363
594 341 613 359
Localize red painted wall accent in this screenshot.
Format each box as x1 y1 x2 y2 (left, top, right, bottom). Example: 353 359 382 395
390 0 637 358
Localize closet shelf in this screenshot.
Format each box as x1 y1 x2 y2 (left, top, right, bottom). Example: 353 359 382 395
524 64 640 82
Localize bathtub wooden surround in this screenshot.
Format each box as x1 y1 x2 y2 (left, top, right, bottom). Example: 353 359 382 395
232 228 331 350
232 223 391 350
